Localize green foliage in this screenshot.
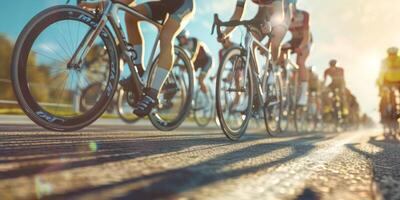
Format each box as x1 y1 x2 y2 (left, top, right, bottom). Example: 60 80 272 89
0 35 16 107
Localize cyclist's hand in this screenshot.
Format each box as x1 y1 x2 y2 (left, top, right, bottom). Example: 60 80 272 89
294 47 302 54
217 33 227 43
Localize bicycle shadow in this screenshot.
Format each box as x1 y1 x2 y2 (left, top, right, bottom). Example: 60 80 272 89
0 130 262 179
46 135 330 199
346 136 400 200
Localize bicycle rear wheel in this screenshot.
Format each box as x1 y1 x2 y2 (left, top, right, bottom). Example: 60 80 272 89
216 48 253 141
193 88 214 127
148 46 194 131
117 88 141 124
11 6 119 131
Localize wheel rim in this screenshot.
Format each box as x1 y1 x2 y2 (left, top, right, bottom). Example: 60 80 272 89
264 74 282 135
13 7 118 129
194 90 213 127
117 89 140 123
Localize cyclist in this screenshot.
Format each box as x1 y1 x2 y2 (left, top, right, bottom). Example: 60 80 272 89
377 47 400 124
323 59 348 115
281 7 312 106
81 0 195 117
177 30 213 94
217 0 288 74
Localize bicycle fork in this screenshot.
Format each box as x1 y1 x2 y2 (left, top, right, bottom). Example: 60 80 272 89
68 3 113 70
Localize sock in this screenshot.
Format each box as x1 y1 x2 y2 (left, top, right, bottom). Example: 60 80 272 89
300 81 308 96
149 67 170 92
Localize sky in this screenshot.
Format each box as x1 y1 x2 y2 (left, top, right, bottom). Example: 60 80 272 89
1 0 400 120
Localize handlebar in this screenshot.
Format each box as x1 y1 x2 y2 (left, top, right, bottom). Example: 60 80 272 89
211 14 260 39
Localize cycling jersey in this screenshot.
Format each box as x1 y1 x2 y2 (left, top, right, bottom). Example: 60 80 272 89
181 38 213 73
324 67 345 89
144 0 195 23
283 10 312 50
289 10 310 38
378 56 400 84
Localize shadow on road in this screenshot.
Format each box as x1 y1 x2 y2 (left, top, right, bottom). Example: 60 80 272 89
347 136 400 200
0 131 246 179
294 188 321 200
0 124 337 199
41 134 331 199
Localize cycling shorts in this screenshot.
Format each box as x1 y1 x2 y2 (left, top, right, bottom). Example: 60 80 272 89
285 34 313 52
143 0 195 23
195 55 213 76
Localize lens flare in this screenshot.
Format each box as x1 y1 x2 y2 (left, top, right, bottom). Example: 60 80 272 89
89 141 98 152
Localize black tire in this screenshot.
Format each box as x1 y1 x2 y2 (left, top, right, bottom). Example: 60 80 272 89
148 46 194 131
263 71 283 136
193 88 214 127
216 47 253 141
11 6 119 131
116 87 141 124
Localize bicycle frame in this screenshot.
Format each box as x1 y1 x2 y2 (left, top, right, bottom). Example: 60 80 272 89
68 0 165 95
241 28 273 106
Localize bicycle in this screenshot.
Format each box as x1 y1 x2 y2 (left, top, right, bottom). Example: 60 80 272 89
212 14 283 140
322 87 345 132
11 0 194 131
280 49 300 133
192 76 216 127
295 91 321 133
381 85 400 139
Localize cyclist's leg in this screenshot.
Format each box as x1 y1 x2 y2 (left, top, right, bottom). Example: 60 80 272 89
198 57 212 94
268 0 287 65
125 3 155 73
134 0 194 116
296 43 310 105
148 17 192 90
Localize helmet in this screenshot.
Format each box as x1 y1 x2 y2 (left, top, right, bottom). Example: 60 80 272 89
329 59 337 66
177 30 190 39
387 47 399 54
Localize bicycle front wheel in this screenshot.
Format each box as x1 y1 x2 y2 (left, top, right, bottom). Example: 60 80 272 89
216 48 253 141
263 72 283 136
11 6 119 131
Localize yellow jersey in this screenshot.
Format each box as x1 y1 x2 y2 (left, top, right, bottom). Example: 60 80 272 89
378 56 400 85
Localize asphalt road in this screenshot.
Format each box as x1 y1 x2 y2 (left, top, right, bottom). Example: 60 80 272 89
0 116 399 200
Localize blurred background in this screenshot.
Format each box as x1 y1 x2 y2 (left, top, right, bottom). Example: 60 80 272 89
1 0 399 122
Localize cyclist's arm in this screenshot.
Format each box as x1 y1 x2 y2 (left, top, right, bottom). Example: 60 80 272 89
288 0 297 21
298 12 311 50
221 0 246 40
